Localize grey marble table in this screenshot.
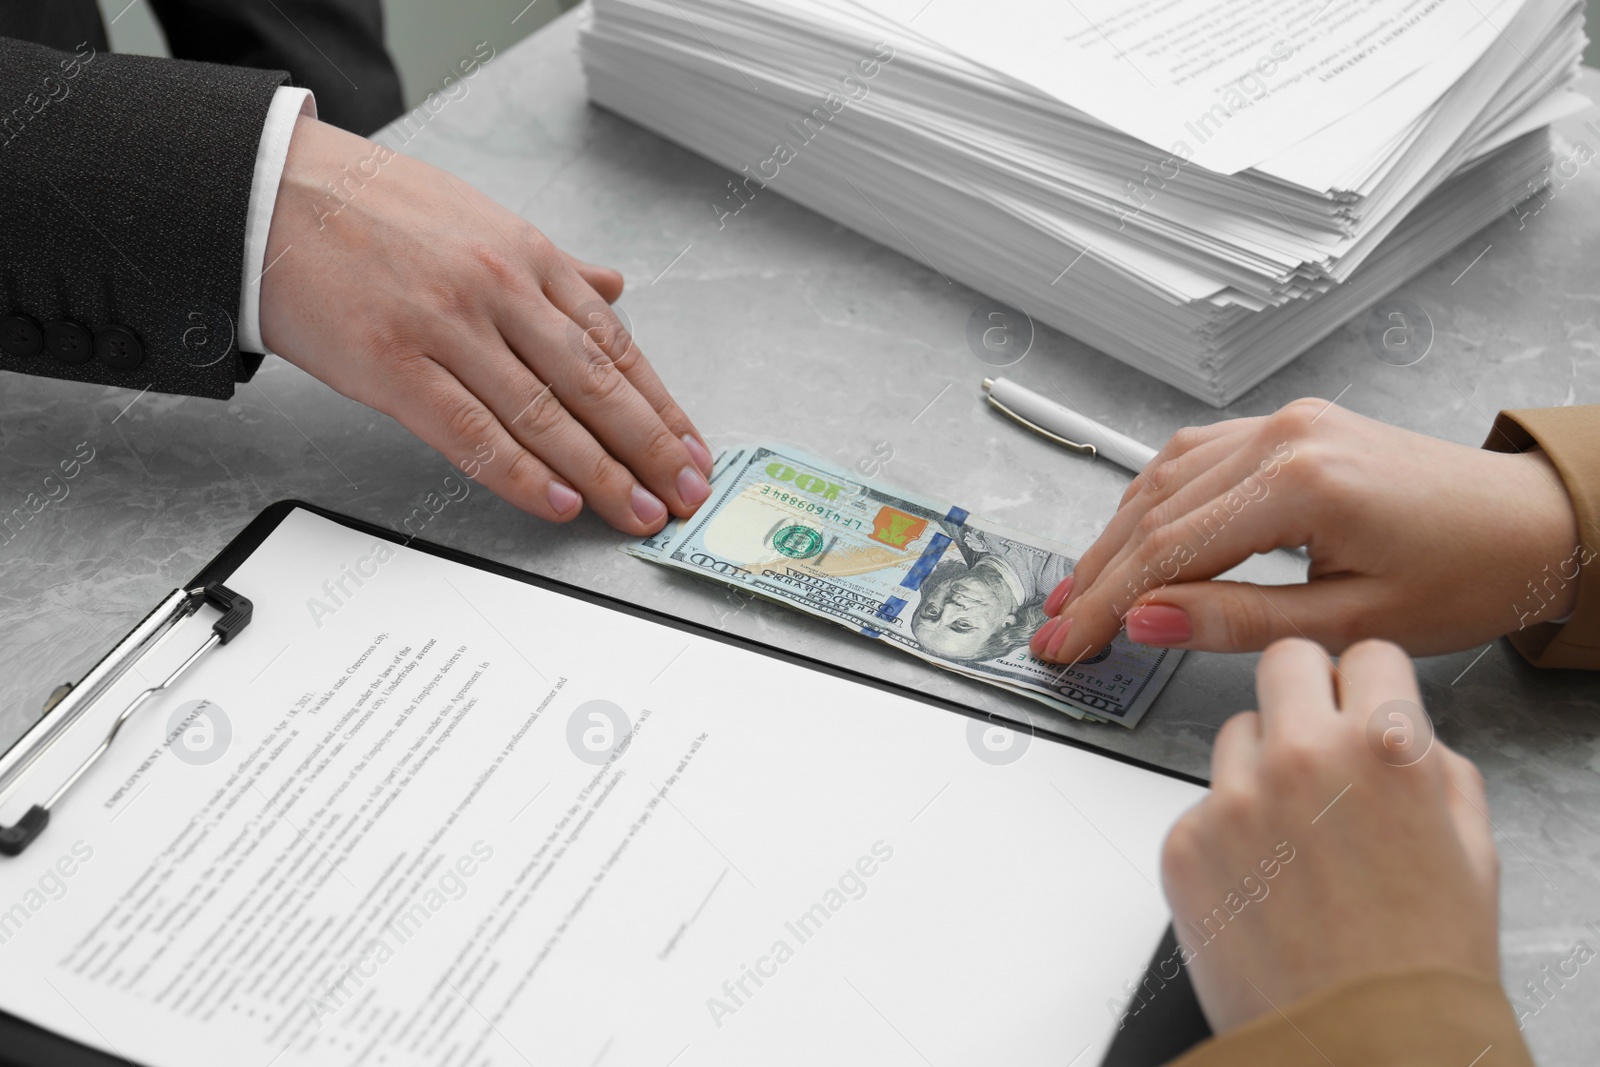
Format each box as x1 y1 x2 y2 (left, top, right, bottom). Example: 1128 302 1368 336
3 8 1597 1062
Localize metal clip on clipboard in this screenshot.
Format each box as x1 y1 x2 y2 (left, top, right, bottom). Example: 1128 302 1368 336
0 583 252 857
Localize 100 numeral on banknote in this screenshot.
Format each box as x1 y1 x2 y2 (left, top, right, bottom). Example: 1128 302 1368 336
630 445 1180 726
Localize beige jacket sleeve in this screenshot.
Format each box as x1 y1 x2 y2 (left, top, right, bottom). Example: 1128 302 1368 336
1482 405 1600 669
1166 968 1534 1067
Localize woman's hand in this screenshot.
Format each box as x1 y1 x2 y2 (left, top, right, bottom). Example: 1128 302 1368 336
1030 399 1583 662
1163 638 1500 1033
260 116 714 536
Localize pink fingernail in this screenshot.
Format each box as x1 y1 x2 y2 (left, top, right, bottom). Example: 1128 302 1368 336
683 434 713 476
678 465 710 507
1043 575 1075 617
632 484 667 525
1044 615 1074 659
1030 616 1063 657
1127 604 1192 645
548 481 580 515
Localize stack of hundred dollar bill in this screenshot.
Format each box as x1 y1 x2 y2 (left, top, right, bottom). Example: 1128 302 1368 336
627 445 1181 727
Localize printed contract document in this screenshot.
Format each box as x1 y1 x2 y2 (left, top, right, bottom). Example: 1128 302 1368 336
0 508 1205 1066
860 0 1521 173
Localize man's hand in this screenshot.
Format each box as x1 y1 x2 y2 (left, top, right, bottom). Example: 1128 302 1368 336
1162 638 1500 1033
259 115 714 535
1030 399 1583 662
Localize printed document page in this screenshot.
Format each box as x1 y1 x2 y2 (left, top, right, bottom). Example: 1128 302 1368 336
0 508 1205 1066
855 0 1520 173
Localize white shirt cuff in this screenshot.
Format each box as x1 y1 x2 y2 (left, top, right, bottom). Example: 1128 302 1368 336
239 86 317 354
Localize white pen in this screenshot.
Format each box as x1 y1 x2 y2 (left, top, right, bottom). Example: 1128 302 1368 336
981 376 1159 476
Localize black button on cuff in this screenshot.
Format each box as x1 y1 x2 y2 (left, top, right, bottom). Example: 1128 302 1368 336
1 315 43 358
45 320 93 364
94 325 144 371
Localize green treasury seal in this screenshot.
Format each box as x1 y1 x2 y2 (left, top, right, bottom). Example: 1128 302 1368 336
773 524 824 559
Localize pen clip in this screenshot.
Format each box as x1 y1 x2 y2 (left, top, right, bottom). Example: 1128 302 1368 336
984 396 1098 458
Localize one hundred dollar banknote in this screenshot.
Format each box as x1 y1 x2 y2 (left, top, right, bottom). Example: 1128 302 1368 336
627 445 1181 727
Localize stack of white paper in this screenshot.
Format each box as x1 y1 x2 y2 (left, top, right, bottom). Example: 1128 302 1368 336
579 0 1587 405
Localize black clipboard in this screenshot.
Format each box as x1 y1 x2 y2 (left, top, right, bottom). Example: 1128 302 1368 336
0 500 1212 1067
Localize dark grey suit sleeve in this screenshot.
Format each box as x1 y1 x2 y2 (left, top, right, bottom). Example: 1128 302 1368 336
151 0 403 136
0 37 287 400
